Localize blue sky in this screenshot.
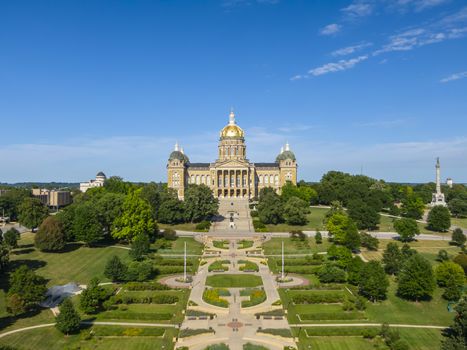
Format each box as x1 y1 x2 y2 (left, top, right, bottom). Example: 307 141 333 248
1 0 466 183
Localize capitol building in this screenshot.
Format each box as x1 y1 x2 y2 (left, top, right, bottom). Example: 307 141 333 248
167 110 297 200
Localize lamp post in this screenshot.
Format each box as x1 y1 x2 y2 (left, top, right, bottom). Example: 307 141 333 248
183 241 187 282
281 240 285 281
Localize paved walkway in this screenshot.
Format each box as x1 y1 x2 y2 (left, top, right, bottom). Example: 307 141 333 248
210 199 253 234
289 323 446 329
175 238 296 350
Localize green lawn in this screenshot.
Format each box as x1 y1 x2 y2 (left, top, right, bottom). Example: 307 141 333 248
259 207 328 232
158 222 199 232
297 334 379 350
263 237 330 255
7 233 131 287
0 326 177 350
205 274 263 288
153 237 204 255
451 217 467 229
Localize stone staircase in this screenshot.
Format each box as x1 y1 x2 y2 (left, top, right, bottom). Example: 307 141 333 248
210 199 253 234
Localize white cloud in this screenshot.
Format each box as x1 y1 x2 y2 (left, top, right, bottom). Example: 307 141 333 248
341 1 374 18
331 42 372 56
308 55 368 76
320 23 342 35
440 71 467 83
393 0 451 12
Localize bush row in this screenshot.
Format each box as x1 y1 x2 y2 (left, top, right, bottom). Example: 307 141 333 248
179 328 214 338
113 294 179 305
291 292 344 304
304 327 379 337
100 311 172 321
124 282 171 291
299 311 366 321
91 326 165 337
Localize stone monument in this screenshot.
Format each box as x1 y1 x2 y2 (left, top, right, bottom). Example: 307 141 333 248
430 157 447 207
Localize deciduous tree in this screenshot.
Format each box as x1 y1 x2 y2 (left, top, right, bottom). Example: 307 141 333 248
55 298 81 335
73 202 103 245
184 184 218 223
452 228 466 247
17 197 48 230
441 298 467 349
397 255 435 301
7 265 47 314
427 205 451 232
283 197 309 225
34 216 65 251
394 218 420 242
358 261 389 301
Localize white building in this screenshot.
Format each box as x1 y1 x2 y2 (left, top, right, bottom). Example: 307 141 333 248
446 178 453 188
80 172 106 193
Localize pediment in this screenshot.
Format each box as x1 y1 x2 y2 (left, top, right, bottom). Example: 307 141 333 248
214 160 251 169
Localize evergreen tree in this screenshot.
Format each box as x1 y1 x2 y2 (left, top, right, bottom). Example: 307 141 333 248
451 228 466 247
382 242 402 275
0 243 9 274
129 233 150 261
394 218 420 242
7 265 47 314
347 256 364 286
283 197 309 225
17 197 48 230
397 255 435 301
55 298 81 334
112 189 157 241
441 298 467 349
315 231 322 244
427 205 451 232
104 255 128 282
79 278 107 314
73 202 103 245
358 261 389 301
34 216 66 252
3 228 20 249
436 249 449 262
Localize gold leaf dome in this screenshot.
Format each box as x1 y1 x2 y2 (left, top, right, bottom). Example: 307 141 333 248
220 110 244 138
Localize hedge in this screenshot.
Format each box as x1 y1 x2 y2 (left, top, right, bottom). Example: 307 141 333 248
179 328 214 338
91 326 165 337
283 266 321 274
257 328 292 338
299 312 366 321
124 282 171 291
241 288 266 307
114 294 179 305
239 260 259 272
99 311 172 321
208 260 230 272
304 327 379 337
291 291 344 304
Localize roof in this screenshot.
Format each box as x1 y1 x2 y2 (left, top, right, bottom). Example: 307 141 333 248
276 150 296 162
187 163 210 168
255 163 279 168
169 151 189 162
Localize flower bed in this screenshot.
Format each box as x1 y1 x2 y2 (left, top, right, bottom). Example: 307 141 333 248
241 288 266 307
203 288 230 308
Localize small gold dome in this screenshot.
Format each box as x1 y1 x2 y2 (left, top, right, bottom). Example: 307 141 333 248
220 109 244 138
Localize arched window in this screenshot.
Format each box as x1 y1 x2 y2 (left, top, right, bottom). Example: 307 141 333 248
196 175 200 184
201 175 205 184
259 175 263 184
286 172 292 181
265 175 269 184
275 175 279 185
270 175 274 184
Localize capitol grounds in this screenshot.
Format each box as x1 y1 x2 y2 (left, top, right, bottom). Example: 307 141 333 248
0 205 466 350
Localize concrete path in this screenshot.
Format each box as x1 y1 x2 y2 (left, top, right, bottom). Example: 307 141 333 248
289 323 446 329
175 238 296 350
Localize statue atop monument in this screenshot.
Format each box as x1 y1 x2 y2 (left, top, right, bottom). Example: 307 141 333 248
430 157 447 207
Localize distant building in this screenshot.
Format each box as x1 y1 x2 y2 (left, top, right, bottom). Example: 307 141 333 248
80 172 107 193
446 178 453 188
430 158 447 207
32 189 72 208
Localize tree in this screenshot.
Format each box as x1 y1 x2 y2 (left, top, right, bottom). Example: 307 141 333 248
126 260 153 281
317 263 346 283
34 216 65 252
7 265 47 314
441 298 467 349
360 232 379 251
451 228 466 247
327 244 353 268
358 261 389 301
443 276 462 301
400 194 425 219
427 206 451 232
73 202 103 245
79 278 107 314
112 189 157 241
104 255 128 282
347 199 380 230
315 231 322 244
435 261 465 288
17 197 48 230
394 218 420 242
94 192 125 235
448 198 467 218
257 191 284 224
55 204 76 241
0 243 9 274
3 228 20 249
325 212 349 243
157 197 185 224
283 197 309 225
55 298 81 335
6 294 25 316
104 176 133 194
129 233 150 261
437 249 449 262
453 253 467 274
382 243 403 275
342 220 361 251
397 255 435 301
184 184 219 222
347 256 364 285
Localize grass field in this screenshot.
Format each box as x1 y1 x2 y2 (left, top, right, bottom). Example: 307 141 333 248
263 237 330 255
153 237 204 255
451 216 467 229
0 326 177 350
260 207 328 232
361 239 462 263
158 222 199 232
205 274 263 288
7 233 131 287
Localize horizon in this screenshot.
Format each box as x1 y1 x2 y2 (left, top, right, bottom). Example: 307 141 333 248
1 1 466 183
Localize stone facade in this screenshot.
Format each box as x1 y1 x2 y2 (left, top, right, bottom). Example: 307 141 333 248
167 110 297 200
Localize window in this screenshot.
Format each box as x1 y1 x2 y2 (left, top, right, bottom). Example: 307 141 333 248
259 175 263 184
265 175 269 184
207 175 211 186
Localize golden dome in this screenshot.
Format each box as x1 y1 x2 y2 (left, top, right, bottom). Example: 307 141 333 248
220 110 244 138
